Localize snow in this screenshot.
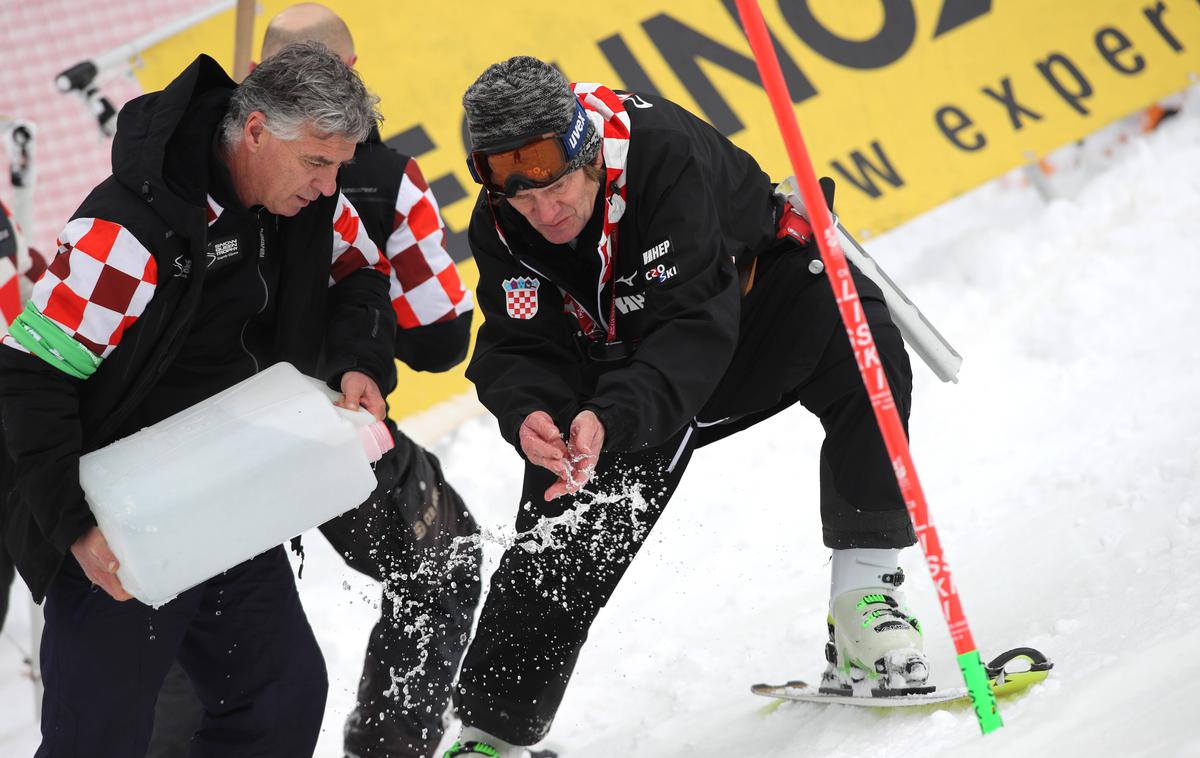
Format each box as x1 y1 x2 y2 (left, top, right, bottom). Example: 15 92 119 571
4 95 1200 756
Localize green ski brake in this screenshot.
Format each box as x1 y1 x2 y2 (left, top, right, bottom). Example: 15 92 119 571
985 647 1053 696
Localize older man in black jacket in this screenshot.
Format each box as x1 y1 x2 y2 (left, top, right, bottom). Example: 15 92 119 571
0 43 394 757
444 56 926 758
147 8 482 758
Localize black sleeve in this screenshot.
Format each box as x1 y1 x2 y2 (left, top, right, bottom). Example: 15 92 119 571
465 217 585 452
322 268 398 393
0 346 95 554
581 138 741 451
393 309 473 373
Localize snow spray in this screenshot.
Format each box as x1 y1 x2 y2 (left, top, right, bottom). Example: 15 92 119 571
733 0 1002 734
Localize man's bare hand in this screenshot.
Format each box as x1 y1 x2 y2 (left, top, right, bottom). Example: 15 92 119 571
337 370 386 420
545 410 606 501
70 526 132 602
519 411 572 494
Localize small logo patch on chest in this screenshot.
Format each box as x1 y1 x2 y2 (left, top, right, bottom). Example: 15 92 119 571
205 234 241 269
615 294 645 314
642 239 672 265
502 277 540 319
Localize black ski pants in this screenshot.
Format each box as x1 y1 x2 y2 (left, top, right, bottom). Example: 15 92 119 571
455 241 915 744
321 429 482 758
146 423 481 758
37 546 326 758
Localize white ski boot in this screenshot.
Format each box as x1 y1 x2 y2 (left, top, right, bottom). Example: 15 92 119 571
821 581 931 695
822 549 931 696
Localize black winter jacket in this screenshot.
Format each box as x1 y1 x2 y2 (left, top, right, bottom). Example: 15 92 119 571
466 91 779 454
0 55 396 601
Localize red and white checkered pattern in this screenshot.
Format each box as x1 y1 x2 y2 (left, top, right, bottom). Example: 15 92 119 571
0 199 20 326
330 191 390 285
386 158 472 329
504 286 539 320
0 257 19 328
572 83 630 305
28 216 158 358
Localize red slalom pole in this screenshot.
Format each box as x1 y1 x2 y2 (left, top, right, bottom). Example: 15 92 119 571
733 0 1001 734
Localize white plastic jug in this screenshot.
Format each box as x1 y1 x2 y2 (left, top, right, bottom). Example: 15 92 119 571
78 362 393 606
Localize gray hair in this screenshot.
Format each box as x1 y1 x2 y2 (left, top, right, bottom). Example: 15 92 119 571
221 40 380 145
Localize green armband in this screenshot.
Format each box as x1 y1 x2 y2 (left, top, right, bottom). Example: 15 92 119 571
8 302 103 379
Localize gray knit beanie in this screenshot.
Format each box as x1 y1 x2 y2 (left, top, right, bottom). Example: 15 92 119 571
463 56 601 172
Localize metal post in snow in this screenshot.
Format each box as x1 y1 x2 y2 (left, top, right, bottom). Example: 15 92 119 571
232 0 257 83
733 0 1002 734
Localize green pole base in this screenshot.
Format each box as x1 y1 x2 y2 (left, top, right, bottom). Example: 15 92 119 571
958 649 1003 733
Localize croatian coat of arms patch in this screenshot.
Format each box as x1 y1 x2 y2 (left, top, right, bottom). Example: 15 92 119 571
502 276 540 319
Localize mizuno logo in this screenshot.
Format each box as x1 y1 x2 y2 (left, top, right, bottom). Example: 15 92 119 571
619 93 654 109
615 271 637 287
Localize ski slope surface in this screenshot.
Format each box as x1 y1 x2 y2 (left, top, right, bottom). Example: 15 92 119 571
3 100 1199 757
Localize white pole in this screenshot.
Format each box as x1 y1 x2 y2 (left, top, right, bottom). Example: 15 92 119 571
232 0 257 83
88 0 236 77
776 176 964 383
2 119 37 280
1022 151 1057 204
52 1 239 139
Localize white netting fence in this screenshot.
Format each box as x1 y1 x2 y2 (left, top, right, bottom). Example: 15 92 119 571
0 0 216 254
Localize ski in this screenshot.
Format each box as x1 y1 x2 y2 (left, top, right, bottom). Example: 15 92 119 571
752 647 1052 709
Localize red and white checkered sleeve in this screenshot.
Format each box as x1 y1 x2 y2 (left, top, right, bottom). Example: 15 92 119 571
329 192 390 285
386 157 473 329
2 217 157 360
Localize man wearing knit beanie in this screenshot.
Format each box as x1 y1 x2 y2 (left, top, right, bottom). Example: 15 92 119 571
449 56 923 758
463 56 602 183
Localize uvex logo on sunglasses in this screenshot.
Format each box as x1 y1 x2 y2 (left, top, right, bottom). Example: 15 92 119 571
567 108 586 151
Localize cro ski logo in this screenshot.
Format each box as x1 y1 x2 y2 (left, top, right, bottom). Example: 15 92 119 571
645 263 677 284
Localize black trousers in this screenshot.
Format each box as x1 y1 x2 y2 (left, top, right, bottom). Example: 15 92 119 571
37 546 326 758
455 244 916 744
322 431 481 758
147 424 481 758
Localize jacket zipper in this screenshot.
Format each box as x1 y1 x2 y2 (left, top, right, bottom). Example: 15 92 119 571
516 256 603 328
239 215 269 373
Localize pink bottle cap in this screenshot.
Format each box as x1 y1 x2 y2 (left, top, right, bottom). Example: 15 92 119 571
356 420 394 463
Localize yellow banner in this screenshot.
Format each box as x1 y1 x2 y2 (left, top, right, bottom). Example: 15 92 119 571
133 0 1200 416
